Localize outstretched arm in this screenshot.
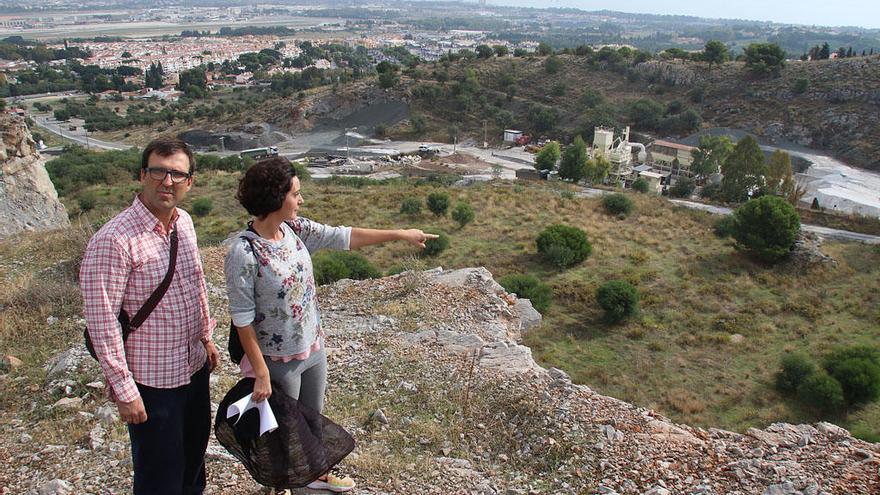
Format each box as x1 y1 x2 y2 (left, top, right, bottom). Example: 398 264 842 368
350 228 438 250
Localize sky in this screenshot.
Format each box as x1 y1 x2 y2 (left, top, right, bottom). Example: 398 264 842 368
491 1 880 29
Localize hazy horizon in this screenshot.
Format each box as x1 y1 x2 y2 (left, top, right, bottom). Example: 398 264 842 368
488 0 880 30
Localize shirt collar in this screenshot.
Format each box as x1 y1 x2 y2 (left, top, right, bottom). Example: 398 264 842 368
133 194 179 235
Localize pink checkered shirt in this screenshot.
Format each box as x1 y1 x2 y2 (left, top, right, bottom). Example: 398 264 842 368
80 196 215 403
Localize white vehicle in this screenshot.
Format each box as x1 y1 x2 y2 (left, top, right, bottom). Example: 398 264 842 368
418 144 441 153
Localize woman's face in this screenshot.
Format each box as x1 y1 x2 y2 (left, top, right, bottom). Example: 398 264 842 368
280 176 303 221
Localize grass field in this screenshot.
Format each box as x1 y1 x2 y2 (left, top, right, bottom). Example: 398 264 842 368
5 171 879 441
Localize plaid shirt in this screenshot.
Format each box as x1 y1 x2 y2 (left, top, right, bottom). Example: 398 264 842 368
80 196 215 403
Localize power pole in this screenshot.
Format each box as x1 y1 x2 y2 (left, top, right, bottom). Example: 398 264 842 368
483 119 487 149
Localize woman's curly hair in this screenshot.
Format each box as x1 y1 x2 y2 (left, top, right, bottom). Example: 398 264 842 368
236 156 298 217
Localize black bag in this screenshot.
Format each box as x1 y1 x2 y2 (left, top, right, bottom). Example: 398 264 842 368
215 377 355 488
84 229 178 361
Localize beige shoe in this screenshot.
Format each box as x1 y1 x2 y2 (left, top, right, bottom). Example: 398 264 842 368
307 473 355 492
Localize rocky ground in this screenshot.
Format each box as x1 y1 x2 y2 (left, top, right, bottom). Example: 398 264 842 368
1 262 878 494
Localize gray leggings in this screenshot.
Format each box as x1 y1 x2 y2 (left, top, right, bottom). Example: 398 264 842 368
264 347 327 413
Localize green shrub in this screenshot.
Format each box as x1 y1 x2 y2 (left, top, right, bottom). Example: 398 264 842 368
775 353 816 393
77 192 97 212
191 197 213 217
602 193 634 216
422 231 449 257
824 346 880 405
536 224 592 268
311 251 380 285
451 201 475 228
731 195 801 263
713 215 736 238
668 177 695 198
797 373 845 415
596 279 639 323
792 78 809 95
400 197 422 215
426 191 450 217
700 182 722 200
631 177 649 193
498 274 552 313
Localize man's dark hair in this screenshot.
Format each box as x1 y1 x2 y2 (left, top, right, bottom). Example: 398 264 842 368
141 136 196 174
237 156 298 218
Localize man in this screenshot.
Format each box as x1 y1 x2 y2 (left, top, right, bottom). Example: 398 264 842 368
80 136 219 495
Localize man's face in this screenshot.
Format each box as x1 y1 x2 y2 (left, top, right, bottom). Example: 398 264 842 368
139 151 193 218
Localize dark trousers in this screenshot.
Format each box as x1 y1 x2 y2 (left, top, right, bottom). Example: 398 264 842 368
128 363 211 495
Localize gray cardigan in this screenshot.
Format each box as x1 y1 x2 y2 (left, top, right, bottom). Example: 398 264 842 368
224 217 351 356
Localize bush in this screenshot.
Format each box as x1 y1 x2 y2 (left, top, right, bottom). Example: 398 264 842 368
731 195 801 263
426 191 450 217
713 215 736 238
498 274 552 313
775 353 816 393
668 177 695 198
191 197 213 217
596 280 639 323
602 193 634 216
824 346 880 406
400 197 422 215
77 192 97 212
422 231 449 257
312 251 380 285
797 373 845 415
631 177 649 193
451 201 474 228
536 224 592 268
700 182 722 200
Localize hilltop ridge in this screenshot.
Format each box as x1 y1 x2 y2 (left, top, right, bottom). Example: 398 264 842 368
2 261 877 494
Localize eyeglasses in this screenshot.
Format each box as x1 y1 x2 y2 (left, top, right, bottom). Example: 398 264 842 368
145 167 192 183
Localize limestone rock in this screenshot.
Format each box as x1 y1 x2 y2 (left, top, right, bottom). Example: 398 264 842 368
513 298 542 333
37 479 73 495
0 113 69 239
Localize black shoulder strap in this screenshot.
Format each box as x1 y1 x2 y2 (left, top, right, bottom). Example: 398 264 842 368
130 228 178 329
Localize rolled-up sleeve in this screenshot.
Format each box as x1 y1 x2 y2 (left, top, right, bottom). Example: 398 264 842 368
80 234 139 403
287 217 351 252
224 239 258 328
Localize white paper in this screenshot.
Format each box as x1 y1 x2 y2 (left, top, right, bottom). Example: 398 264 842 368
226 393 278 436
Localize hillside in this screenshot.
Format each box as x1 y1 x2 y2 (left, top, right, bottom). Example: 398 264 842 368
389 54 880 171
1 241 878 493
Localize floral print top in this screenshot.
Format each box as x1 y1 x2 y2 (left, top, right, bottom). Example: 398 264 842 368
224 218 351 356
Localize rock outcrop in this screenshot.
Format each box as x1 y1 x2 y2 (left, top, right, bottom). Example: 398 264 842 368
6 265 878 494
0 113 69 239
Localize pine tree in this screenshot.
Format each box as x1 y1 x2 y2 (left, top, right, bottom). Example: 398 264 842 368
766 150 795 199
819 43 830 60
558 136 588 183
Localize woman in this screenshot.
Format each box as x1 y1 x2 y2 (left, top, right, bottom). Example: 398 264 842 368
224 157 435 493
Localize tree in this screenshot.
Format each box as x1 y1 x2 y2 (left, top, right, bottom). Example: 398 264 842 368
558 136 588 182
492 45 509 57
475 44 494 59
743 43 786 75
819 42 831 60
766 149 796 199
703 40 729 70
536 42 553 56
690 135 733 182
627 98 664 130
721 136 767 202
731 195 801 263
584 154 611 184
602 193 634 216
534 141 560 172
426 191 450 217
529 105 558 133
631 177 649 193
145 62 164 89
669 177 695 198
544 55 562 74
177 67 207 98
776 353 817 393
422 231 450 257
451 201 475 228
